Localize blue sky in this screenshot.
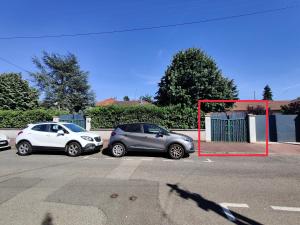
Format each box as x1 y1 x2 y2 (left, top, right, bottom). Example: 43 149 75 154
0 0 299 101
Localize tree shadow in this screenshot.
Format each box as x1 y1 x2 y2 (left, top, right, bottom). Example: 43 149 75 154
166 183 263 225
41 212 53 225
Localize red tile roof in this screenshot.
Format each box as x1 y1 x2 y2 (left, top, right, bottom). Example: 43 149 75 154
232 101 290 111
96 98 151 106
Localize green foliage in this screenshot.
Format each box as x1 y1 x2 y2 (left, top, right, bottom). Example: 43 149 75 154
281 101 300 115
263 85 273 100
0 109 67 128
31 51 95 112
140 94 153 103
86 105 205 129
0 73 39 110
123 96 130 101
155 48 238 111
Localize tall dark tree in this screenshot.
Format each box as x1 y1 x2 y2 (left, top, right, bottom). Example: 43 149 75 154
263 85 273 100
123 96 130 101
31 52 95 112
155 48 238 111
0 73 39 110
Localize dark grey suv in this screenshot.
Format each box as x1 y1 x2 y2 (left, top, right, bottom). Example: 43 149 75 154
108 123 195 159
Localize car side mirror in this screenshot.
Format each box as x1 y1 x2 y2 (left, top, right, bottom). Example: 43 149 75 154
57 130 64 136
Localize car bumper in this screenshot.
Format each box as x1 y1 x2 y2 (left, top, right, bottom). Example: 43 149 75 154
185 141 195 153
83 142 103 152
0 140 10 149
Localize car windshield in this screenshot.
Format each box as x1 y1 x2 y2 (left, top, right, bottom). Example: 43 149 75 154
63 123 86 132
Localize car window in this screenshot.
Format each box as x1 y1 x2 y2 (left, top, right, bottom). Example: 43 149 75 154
63 123 86 132
143 124 162 134
124 124 142 133
117 124 127 131
49 124 68 133
31 124 48 132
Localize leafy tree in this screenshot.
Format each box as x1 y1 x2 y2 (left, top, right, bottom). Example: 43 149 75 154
155 48 238 112
123 96 130 101
0 73 39 110
281 100 300 114
140 94 153 103
31 52 95 112
263 85 273 100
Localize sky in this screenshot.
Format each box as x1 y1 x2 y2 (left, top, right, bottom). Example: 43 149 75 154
0 0 299 102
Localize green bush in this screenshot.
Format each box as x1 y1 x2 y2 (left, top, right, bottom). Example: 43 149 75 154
86 105 205 129
0 109 67 128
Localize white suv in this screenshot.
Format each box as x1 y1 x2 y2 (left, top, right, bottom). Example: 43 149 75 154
16 122 103 156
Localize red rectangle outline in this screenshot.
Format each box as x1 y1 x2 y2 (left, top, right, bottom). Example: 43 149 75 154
197 99 269 157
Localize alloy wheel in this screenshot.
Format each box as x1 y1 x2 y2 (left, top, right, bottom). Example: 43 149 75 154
169 144 184 159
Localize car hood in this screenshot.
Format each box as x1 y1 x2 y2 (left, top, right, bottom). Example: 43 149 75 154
169 132 193 141
76 132 100 138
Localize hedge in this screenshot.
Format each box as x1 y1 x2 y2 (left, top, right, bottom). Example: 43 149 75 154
0 109 67 128
86 105 205 129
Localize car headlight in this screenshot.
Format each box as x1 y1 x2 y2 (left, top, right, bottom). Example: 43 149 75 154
81 136 93 141
184 137 193 142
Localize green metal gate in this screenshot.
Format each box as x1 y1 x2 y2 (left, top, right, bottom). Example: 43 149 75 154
211 112 248 142
59 114 86 129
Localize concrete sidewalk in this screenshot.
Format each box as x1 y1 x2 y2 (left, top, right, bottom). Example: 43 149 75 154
199 142 300 155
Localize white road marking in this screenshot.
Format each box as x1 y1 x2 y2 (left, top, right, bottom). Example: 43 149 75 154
104 157 114 160
203 158 213 163
220 203 249 221
83 156 89 159
271 206 300 212
163 159 174 162
122 158 133 161
141 158 153 161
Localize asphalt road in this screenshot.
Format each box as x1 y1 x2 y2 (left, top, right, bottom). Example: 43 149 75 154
0 145 299 225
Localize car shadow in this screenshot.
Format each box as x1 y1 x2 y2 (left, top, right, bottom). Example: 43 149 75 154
166 183 263 225
101 147 190 159
15 149 100 157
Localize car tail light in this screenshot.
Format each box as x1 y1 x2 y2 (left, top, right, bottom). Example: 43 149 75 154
17 131 23 136
111 131 116 136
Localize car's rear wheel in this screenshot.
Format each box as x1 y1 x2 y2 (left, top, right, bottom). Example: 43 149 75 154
17 141 32 156
67 142 82 157
168 143 184 159
111 143 126 157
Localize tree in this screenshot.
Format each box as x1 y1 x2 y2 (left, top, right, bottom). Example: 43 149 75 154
0 73 39 110
155 48 238 112
281 100 300 114
263 85 273 100
140 94 153 103
31 52 95 112
123 96 130 101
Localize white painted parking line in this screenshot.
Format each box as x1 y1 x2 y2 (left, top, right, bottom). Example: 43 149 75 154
203 158 213 163
83 156 89 159
162 159 174 162
122 158 133 161
220 203 249 221
141 158 153 161
104 157 114 160
271 206 300 212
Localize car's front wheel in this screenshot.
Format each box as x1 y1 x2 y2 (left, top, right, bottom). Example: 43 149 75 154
67 142 82 157
111 142 126 157
168 143 184 159
17 141 32 156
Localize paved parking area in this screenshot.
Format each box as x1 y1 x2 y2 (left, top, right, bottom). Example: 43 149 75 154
0 147 299 225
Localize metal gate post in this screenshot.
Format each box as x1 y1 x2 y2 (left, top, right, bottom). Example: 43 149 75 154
205 114 211 142
248 114 257 143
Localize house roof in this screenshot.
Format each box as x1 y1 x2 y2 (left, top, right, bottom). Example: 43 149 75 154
96 98 151 106
232 101 290 111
